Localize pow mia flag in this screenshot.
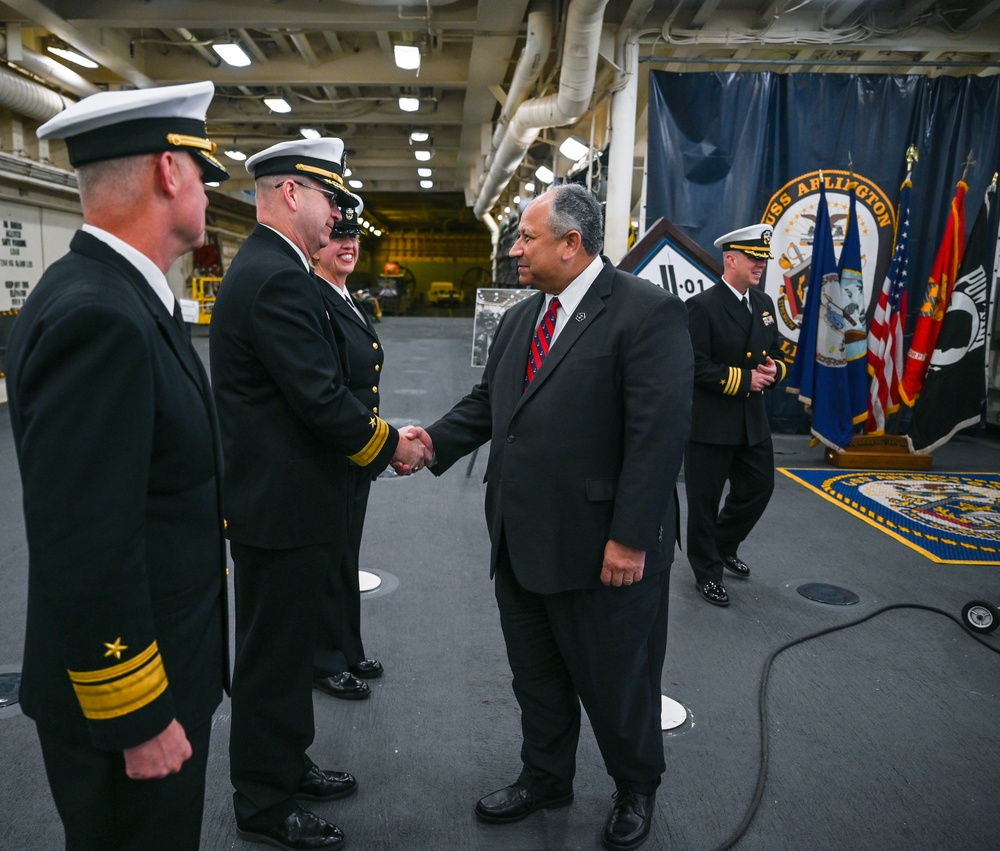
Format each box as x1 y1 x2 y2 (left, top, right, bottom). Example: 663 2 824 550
908 181 997 454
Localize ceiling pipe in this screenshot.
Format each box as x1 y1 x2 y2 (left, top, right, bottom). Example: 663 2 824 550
173 28 221 67
488 0 554 154
473 0 611 219
0 34 100 99
0 63 74 123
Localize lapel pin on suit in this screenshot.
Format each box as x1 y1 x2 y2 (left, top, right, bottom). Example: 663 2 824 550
575 312 586 322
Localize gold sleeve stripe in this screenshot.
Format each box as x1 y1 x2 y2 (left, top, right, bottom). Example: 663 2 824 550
349 417 390 466
70 649 169 720
776 360 788 382
68 640 159 684
723 366 741 395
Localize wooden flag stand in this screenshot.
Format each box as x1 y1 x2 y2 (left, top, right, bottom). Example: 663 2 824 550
824 433 932 470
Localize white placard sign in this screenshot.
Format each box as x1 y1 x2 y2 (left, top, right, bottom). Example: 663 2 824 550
632 240 718 302
1 205 44 312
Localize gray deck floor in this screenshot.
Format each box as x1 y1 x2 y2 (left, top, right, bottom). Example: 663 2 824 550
2 316 998 850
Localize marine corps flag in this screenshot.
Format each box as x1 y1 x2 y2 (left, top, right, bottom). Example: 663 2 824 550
787 181 855 451
908 181 996 453
899 181 967 406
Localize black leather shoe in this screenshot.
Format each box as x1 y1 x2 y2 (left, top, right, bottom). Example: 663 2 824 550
722 554 750 577
349 659 383 679
297 765 358 802
603 787 654 850
697 580 730 606
314 672 371 700
474 782 574 823
237 807 345 849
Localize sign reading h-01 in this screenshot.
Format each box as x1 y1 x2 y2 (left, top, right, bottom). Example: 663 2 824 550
617 218 722 300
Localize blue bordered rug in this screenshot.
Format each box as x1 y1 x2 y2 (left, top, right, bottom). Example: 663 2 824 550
778 468 1000 564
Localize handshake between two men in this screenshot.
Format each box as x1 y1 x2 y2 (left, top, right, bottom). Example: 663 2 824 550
389 426 434 476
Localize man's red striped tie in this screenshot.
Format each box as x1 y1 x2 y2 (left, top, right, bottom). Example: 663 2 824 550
524 296 560 389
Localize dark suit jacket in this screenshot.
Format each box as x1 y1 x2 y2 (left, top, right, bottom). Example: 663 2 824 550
6 231 228 751
686 281 787 446
210 225 397 549
427 259 693 594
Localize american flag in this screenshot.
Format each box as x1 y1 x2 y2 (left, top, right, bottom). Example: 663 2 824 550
866 179 911 433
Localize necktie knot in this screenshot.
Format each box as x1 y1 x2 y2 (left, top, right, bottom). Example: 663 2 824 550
524 296 561 389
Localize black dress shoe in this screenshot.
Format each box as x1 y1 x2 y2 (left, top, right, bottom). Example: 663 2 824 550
314 672 371 700
697 580 730 606
237 807 345 849
474 782 574 823
722 554 750 577
603 787 654 849
297 765 358 801
348 659 383 679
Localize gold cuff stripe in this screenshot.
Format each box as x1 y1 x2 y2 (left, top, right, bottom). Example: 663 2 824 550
68 640 159 683
166 133 218 155
295 163 346 188
71 651 169 720
349 417 390 466
723 366 741 395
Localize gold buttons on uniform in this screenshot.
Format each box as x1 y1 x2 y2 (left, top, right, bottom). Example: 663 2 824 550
374 364 380 372
746 351 752 358
373 406 378 414
372 342 379 349
372 386 378 393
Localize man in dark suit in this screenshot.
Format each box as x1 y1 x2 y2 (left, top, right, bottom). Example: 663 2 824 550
683 224 787 607
407 184 693 850
210 138 425 851
311 200 385 701
5 82 230 850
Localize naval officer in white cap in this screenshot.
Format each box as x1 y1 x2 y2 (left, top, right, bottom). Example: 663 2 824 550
683 224 787 607
210 138 427 850
5 81 230 850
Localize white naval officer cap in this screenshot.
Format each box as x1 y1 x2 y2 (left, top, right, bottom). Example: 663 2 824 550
713 224 773 259
246 137 361 208
36 81 229 184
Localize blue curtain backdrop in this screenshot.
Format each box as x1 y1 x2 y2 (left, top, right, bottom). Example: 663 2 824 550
646 71 1000 432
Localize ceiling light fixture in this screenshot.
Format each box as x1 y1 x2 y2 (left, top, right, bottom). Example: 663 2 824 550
393 44 421 71
414 149 432 162
398 96 420 113
264 96 292 113
374 229 382 236
409 130 430 143
558 136 589 161
349 180 363 189
420 180 433 189
534 165 555 184
212 42 252 67
47 46 98 69
224 150 247 161
417 167 432 177
300 127 321 140
524 182 536 193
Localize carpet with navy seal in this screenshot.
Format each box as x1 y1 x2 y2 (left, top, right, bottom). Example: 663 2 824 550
1 315 998 850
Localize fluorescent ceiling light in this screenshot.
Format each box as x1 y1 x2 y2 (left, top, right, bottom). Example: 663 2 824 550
409 130 430 143
524 182 535 193
417 167 432 178
559 136 589 161
212 43 251 67
398 97 420 113
513 195 521 204
344 167 352 177
534 165 555 184
374 229 382 236
349 179 363 188
205 182 221 188
47 46 98 69
394 44 421 71
300 127 321 140
264 97 291 113
414 149 432 162
420 180 433 189
224 150 247 161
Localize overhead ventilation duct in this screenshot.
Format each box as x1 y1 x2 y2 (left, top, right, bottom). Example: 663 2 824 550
474 0 610 219
0 64 74 123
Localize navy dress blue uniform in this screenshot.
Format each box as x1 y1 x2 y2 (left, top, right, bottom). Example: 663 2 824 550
426 258 693 798
6 232 229 849
313 276 384 677
210 222 398 831
684 273 787 589
6 81 229 851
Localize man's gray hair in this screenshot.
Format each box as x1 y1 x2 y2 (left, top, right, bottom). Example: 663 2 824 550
543 183 604 256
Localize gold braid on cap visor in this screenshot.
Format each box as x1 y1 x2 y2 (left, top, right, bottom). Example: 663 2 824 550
295 163 347 189
166 133 218 154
